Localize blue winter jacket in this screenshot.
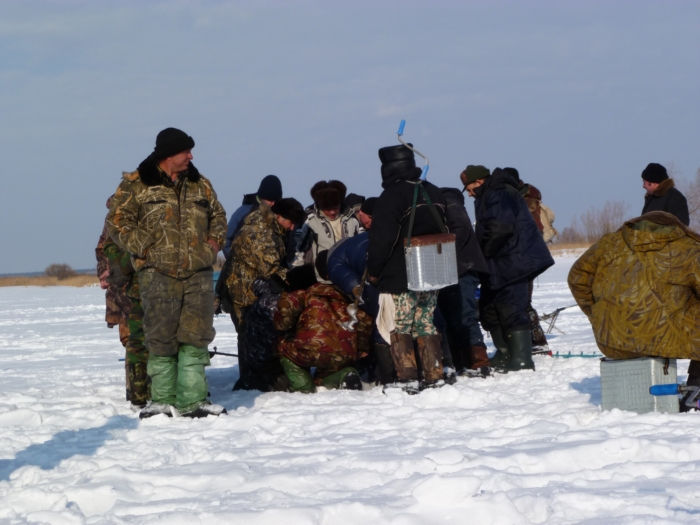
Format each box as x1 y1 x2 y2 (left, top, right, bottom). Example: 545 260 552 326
328 232 369 297
474 169 554 289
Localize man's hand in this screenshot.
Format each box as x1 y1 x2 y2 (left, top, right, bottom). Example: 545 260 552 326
99 270 110 290
207 238 220 253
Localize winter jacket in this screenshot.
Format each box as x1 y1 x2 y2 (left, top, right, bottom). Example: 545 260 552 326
96 217 129 327
367 168 447 294
642 178 690 226
441 188 488 277
473 168 554 290
223 194 259 258
568 212 700 360
273 283 371 373
303 204 361 267
327 232 369 297
227 202 288 321
107 157 227 278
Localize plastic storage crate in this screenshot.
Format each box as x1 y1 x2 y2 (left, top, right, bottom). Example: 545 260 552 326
600 357 678 414
404 233 458 291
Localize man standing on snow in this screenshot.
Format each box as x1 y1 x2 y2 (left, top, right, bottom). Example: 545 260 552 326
641 163 689 226
108 127 228 419
461 165 554 373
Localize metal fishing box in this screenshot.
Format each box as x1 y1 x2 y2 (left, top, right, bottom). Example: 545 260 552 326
404 233 459 292
600 357 678 414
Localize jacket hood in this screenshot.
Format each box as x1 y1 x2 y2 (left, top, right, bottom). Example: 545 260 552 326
308 282 347 301
621 211 700 252
242 193 258 205
440 187 466 206
473 168 518 199
137 153 201 187
312 203 355 222
381 167 423 189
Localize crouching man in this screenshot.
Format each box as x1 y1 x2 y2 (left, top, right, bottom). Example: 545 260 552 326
108 128 227 419
273 252 370 392
568 211 700 411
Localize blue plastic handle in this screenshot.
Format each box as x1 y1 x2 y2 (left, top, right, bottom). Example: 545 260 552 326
420 165 429 180
649 384 680 396
398 120 406 136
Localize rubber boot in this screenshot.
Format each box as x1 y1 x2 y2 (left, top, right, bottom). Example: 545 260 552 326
374 343 396 385
176 344 211 414
389 333 418 381
321 367 362 391
417 334 445 390
383 333 420 394
469 344 491 377
147 355 177 406
127 361 151 408
502 329 535 372
488 327 510 367
280 357 316 393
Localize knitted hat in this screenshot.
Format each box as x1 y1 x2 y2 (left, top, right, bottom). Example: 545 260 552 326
153 128 195 160
271 198 306 226
461 165 490 185
257 175 283 201
503 167 520 183
345 193 365 209
311 180 346 210
315 250 329 280
641 163 668 184
360 197 378 216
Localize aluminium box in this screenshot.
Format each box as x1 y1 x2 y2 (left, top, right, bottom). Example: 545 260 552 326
404 233 459 292
600 357 678 414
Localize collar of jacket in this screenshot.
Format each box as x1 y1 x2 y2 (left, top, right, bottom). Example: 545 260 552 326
622 211 700 243
137 153 201 187
441 187 465 206
380 167 423 189
312 203 354 222
649 178 675 198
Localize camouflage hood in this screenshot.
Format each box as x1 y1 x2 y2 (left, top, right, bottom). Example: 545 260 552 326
107 155 227 278
568 211 700 360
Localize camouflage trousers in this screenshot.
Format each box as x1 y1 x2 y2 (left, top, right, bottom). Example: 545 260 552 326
139 269 215 357
392 291 438 338
125 273 149 405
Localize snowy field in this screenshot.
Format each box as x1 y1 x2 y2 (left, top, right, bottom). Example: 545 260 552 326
1 254 700 524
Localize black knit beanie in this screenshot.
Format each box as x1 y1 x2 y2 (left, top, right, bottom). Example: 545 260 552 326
641 163 668 184
257 175 283 201
360 197 378 216
271 198 306 226
503 167 520 183
153 128 195 160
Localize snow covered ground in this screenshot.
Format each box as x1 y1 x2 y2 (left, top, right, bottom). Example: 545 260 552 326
1 254 700 524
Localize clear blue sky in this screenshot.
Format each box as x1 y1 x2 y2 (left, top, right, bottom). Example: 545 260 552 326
1 1 698 273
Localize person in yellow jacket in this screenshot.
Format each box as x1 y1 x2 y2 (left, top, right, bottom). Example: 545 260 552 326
568 211 700 409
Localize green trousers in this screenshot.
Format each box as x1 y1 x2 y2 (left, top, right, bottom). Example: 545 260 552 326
147 344 211 412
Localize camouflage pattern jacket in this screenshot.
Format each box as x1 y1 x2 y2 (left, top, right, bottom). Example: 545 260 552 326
107 156 227 278
227 203 289 317
568 212 700 360
96 218 129 327
273 283 371 373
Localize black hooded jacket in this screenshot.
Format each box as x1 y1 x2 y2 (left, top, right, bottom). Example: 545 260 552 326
642 178 690 226
367 168 447 294
441 188 488 276
473 168 554 289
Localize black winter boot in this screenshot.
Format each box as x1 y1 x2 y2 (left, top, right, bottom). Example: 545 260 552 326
374 343 396 385
488 327 510 367
499 329 535 373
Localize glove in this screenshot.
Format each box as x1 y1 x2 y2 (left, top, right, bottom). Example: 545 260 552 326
106 264 130 287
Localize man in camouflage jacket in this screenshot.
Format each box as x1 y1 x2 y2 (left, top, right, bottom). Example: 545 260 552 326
107 128 227 419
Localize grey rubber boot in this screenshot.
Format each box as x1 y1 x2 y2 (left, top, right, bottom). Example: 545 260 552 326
503 329 535 372
488 327 510 368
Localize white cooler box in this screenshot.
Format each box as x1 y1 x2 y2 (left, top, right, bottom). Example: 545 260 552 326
404 233 458 292
600 357 678 414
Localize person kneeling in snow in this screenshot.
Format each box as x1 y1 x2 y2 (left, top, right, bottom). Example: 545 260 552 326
568 211 700 411
273 252 370 393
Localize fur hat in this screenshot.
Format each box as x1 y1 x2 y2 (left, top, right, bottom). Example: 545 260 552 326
153 128 195 160
641 163 668 184
271 198 306 226
378 144 417 182
311 180 346 210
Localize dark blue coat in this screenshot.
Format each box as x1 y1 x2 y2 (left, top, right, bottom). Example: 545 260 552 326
328 232 369 297
473 169 554 290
